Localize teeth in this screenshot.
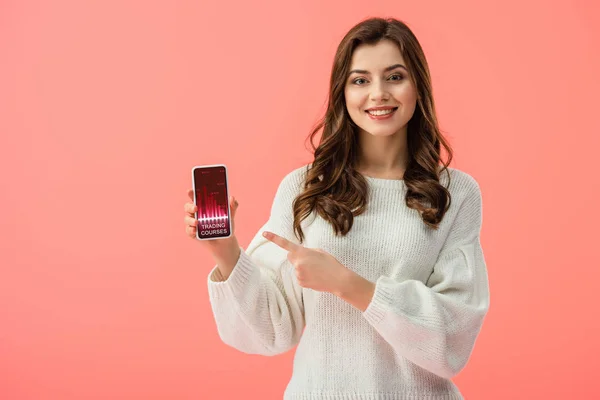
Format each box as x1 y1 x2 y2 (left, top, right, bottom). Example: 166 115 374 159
367 108 395 116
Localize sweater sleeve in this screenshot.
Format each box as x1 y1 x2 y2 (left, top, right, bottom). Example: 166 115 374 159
206 170 306 356
362 179 490 379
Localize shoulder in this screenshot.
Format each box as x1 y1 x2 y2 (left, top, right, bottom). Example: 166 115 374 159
440 167 484 235
440 166 483 225
283 163 310 183
440 166 482 201
274 163 310 198
281 163 310 187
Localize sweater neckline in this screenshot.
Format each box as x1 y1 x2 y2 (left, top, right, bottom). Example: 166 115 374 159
362 174 406 189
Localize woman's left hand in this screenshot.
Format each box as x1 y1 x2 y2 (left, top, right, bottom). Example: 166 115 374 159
262 230 353 295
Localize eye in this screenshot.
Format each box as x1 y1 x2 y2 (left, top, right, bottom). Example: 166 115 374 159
351 74 404 85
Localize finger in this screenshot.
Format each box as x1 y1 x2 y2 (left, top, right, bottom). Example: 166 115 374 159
185 202 198 215
188 189 194 201
186 225 196 238
184 215 198 226
262 231 301 252
230 196 238 217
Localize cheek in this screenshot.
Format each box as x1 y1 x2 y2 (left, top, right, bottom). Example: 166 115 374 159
344 89 363 110
396 85 418 104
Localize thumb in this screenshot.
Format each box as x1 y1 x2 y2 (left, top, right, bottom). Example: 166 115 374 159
230 195 238 214
229 196 238 234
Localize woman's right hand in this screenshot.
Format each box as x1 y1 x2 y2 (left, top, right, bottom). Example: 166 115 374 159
184 189 240 258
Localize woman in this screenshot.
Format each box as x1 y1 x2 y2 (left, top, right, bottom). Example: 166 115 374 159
183 17 490 400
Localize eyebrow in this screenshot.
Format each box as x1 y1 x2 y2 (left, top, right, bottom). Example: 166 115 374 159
348 64 408 75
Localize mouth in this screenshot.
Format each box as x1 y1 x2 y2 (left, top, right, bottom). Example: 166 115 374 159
365 107 398 118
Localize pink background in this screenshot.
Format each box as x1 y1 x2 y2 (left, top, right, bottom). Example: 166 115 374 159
1 0 599 399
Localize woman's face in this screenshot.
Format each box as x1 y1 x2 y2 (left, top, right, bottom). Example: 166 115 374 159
344 39 418 138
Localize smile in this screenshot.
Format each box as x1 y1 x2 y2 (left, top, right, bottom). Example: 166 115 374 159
365 107 398 120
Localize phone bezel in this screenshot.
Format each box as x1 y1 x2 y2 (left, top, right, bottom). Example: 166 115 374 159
191 164 233 241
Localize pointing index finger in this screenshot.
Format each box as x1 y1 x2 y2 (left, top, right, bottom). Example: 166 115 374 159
263 231 300 252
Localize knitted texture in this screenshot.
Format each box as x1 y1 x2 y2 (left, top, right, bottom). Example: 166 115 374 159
206 164 490 400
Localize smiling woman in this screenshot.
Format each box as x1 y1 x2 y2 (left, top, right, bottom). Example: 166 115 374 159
199 16 490 400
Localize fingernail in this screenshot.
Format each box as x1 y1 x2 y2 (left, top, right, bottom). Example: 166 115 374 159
262 231 270 238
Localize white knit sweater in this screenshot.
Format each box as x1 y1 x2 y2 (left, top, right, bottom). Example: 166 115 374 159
206 164 490 400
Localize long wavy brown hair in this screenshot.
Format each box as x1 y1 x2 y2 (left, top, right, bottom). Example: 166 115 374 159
291 17 454 244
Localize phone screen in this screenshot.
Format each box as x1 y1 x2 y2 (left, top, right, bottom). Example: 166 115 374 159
192 165 231 240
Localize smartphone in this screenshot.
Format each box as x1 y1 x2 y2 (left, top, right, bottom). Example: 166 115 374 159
191 164 232 240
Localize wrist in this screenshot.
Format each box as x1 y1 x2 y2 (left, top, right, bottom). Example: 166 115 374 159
213 236 240 265
334 270 377 312
333 268 357 297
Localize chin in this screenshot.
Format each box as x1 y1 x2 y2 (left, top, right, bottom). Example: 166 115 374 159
361 125 403 136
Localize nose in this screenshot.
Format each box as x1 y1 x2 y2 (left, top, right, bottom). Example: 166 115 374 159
369 80 390 102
